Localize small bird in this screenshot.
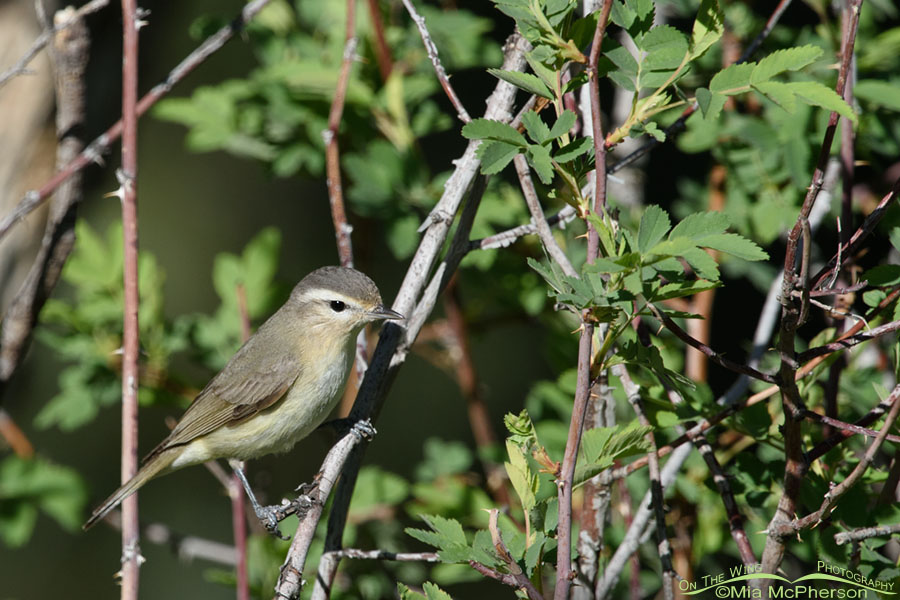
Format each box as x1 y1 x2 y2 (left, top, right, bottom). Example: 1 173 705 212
83 266 402 531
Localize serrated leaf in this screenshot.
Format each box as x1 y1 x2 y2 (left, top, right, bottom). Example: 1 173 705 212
682 247 720 280
637 205 671 253
787 81 857 123
669 211 730 239
750 45 822 85
701 92 727 121
654 279 721 300
477 140 520 174
526 144 554 184
753 81 797 112
606 45 639 78
424 582 454 600
423 514 467 546
709 63 754 95
548 110 577 139
697 233 768 260
690 0 724 59
554 137 592 162
461 118 527 145
641 25 689 72
584 257 627 274
487 68 553 99
524 532 546 576
521 111 551 144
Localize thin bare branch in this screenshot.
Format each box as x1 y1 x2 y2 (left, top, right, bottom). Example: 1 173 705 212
835 523 900 546
689 433 757 565
514 154 577 278
804 410 900 445
617 364 676 600
649 304 778 384
469 205 577 251
401 0 471 123
324 0 357 269
797 319 900 362
365 0 392 81
118 0 142 596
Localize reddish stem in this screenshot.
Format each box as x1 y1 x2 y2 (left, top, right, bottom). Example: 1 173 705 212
119 0 141 597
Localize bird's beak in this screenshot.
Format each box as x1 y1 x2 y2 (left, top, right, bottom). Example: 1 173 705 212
370 305 404 321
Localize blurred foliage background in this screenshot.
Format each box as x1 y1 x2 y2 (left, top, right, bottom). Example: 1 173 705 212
1 0 899 598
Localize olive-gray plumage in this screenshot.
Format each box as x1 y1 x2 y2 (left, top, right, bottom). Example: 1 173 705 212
84 266 401 530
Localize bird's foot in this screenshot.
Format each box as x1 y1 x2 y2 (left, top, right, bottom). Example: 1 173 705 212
253 501 293 540
319 417 377 441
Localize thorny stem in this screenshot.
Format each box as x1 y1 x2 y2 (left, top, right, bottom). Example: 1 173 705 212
119 0 141 596
555 5 612 599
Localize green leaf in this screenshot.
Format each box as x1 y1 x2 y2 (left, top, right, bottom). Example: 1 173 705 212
690 0 724 59
554 137 592 162
0 455 88 545
753 81 797 113
696 233 769 261
890 228 900 253
682 247 720 280
424 582 454 600
526 144 554 184
584 257 627 274
575 421 652 485
695 87 712 116
787 81 857 123
521 111 551 144
461 118 527 145
709 63 754 95
476 140 520 174
398 583 426 600
669 211 730 239
505 440 538 512
422 514 467 546
637 205 671 253
863 265 900 287
750 45 823 84
640 25 689 72
548 110 577 139
487 68 553 99
654 279 721 301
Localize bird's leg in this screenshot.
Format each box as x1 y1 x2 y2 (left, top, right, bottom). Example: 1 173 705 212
318 417 377 441
229 461 291 540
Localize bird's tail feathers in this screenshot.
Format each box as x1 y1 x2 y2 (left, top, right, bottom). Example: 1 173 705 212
82 450 177 531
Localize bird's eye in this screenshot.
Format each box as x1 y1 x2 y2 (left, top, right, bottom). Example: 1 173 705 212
329 300 346 313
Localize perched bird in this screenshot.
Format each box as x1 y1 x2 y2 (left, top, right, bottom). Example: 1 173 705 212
83 266 402 531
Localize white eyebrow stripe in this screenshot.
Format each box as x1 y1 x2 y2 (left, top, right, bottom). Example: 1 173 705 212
295 289 358 305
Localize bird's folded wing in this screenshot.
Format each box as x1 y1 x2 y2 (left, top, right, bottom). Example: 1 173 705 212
144 336 302 460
